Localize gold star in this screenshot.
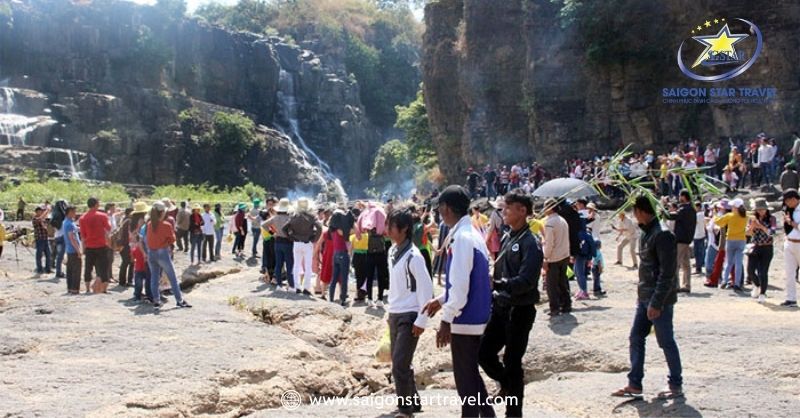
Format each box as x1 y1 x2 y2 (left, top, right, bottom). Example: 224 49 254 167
697 25 702 31
691 23 749 68
714 18 719 24
704 20 711 27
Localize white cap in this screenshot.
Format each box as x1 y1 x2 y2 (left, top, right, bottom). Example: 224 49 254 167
730 198 744 208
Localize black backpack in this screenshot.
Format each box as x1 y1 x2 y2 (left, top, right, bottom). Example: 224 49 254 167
49 200 68 229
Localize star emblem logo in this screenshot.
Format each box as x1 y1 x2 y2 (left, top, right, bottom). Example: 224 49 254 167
691 23 749 68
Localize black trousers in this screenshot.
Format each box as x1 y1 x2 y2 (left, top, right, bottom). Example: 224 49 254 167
452 334 496 418
479 304 536 418
389 312 421 414
261 238 276 274
202 234 215 261
353 253 368 298
66 253 82 293
747 245 773 295
176 228 189 251
118 245 132 286
365 252 389 301
84 247 110 283
420 247 433 277
546 259 571 313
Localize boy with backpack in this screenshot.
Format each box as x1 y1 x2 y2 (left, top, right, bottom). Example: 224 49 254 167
386 205 434 418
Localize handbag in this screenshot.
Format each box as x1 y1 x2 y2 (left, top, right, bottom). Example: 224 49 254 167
744 243 755 256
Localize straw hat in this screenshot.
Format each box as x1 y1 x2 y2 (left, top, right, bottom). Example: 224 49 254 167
276 198 292 214
489 197 506 209
191 203 202 211
131 201 149 215
161 198 176 212
296 197 311 212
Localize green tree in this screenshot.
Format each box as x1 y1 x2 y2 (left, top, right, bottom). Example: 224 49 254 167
211 111 256 160
370 139 414 190
394 87 435 168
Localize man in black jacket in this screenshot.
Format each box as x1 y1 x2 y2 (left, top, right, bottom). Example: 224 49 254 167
612 196 683 400
479 189 542 417
556 200 581 258
669 190 696 293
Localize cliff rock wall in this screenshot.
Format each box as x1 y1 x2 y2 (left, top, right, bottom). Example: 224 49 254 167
0 0 379 192
423 0 800 182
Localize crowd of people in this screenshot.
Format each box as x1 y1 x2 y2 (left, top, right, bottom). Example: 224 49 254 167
3 132 800 417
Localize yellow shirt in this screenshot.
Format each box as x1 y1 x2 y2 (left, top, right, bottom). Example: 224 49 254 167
714 212 747 241
528 218 545 235
351 232 369 254
0 224 5 245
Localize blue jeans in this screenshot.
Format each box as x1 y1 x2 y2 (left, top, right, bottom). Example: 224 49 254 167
54 236 66 275
214 228 223 259
189 233 203 263
591 265 602 292
274 240 295 288
574 255 590 293
35 239 52 273
693 238 706 273
148 247 184 304
133 269 152 300
723 239 746 287
628 302 682 390
251 228 260 256
329 251 350 302
704 245 718 279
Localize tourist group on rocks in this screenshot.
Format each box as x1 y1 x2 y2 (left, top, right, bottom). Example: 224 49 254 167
2 132 800 417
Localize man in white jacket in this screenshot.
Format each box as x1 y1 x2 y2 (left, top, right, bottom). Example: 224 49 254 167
423 185 495 417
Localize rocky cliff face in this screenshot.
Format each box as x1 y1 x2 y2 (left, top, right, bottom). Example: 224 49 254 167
423 0 800 181
0 0 379 195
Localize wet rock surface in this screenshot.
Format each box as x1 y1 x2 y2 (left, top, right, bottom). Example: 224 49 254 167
1 216 800 417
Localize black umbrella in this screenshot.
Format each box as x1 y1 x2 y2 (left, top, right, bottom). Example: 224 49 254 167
532 178 598 200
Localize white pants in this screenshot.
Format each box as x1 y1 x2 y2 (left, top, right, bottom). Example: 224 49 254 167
784 241 800 302
293 242 315 292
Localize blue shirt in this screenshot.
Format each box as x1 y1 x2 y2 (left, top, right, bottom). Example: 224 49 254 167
62 218 81 254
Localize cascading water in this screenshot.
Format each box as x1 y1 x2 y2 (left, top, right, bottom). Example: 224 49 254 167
0 87 47 146
276 69 347 201
66 148 83 179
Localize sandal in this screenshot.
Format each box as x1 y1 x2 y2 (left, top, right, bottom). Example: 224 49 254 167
611 386 643 399
656 386 684 400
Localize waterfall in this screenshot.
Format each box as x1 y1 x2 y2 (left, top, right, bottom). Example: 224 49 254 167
66 148 84 179
0 87 44 146
276 69 347 200
0 87 15 113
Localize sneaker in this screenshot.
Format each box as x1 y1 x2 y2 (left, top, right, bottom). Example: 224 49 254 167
758 294 766 304
751 286 760 299
302 290 313 296
288 287 297 293
780 300 798 307
296 289 302 294
375 300 384 308
574 291 589 301
593 289 607 297
177 300 192 308
732 286 743 292
152 303 161 309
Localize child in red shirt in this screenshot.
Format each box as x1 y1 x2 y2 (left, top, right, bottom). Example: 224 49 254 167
131 239 151 302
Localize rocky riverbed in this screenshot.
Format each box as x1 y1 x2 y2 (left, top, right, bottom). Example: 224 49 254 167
1 217 799 417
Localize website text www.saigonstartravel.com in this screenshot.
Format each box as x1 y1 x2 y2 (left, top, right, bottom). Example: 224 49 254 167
279 390 518 411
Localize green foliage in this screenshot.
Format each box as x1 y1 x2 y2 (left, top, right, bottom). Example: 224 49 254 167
151 183 266 205
196 0 277 34
155 0 187 19
553 0 669 66
178 108 200 124
394 87 436 168
0 179 130 208
370 139 414 192
211 111 256 158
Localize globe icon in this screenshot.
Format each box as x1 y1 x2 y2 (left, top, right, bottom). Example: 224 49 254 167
281 390 302 410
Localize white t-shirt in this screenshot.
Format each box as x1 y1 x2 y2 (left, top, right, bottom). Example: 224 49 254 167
201 212 216 235
694 211 706 240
